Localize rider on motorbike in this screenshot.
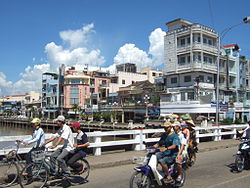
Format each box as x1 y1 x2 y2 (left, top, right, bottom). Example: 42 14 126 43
153 121 180 184
173 121 187 182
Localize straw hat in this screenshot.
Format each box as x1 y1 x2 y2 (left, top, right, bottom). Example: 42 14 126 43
181 114 192 120
162 121 172 128
186 119 195 127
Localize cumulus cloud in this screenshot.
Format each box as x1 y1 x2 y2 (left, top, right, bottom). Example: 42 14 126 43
114 44 152 70
0 64 50 96
113 28 165 70
45 23 105 72
0 25 165 96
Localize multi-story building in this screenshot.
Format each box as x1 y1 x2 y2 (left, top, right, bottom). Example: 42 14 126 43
140 67 163 83
63 67 110 114
41 66 64 118
161 18 248 121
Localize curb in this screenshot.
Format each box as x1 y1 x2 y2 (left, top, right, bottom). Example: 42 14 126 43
90 143 238 169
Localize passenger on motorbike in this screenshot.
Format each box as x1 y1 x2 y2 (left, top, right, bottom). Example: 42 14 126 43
153 121 180 184
67 122 90 173
173 121 187 182
242 125 250 139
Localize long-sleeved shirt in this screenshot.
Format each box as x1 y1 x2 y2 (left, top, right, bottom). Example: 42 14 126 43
23 127 45 148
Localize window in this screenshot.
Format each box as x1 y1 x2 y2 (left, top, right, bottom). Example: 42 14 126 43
122 80 125 84
70 79 81 84
171 77 177 84
152 72 156 76
181 92 185 101
179 56 186 65
184 75 191 82
207 76 213 83
199 75 204 82
187 92 194 100
180 38 185 46
70 87 79 105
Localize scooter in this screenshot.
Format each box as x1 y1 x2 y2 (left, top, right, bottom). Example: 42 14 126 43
235 138 250 172
130 147 186 188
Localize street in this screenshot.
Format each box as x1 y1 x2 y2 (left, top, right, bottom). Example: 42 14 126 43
10 146 250 188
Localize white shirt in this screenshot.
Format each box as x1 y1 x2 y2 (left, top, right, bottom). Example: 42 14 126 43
177 131 188 156
54 124 74 151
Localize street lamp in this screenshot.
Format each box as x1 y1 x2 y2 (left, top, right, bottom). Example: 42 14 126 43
144 94 150 121
215 17 250 126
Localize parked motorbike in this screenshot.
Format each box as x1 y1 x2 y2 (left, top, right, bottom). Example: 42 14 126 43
235 138 250 172
130 147 186 188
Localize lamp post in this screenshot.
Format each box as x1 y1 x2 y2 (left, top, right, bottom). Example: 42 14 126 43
215 17 250 126
144 94 150 121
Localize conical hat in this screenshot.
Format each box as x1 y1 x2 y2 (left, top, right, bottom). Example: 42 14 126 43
186 119 195 127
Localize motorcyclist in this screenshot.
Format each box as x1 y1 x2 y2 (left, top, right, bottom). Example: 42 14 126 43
173 121 187 182
153 121 180 184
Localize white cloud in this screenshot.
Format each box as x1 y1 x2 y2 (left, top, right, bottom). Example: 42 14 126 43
45 23 105 72
113 43 152 70
60 23 95 49
0 25 165 97
148 28 165 67
113 28 165 70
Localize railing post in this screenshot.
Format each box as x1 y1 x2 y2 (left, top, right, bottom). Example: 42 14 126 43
232 127 237 139
195 128 200 144
214 127 221 141
93 131 102 156
133 130 145 151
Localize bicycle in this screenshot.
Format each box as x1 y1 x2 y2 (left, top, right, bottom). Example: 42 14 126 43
19 148 90 188
0 141 25 188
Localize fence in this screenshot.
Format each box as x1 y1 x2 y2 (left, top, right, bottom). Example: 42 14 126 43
0 124 248 156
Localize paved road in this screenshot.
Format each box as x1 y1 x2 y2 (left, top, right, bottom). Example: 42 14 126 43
9 146 250 188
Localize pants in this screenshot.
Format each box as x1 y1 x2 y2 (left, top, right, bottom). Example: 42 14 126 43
67 150 86 171
26 147 45 174
50 148 70 174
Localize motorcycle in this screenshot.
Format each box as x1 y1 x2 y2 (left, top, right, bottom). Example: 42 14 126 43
235 138 250 172
130 147 186 188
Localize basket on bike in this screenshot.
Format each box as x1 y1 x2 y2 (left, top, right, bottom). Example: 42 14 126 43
3 146 17 159
31 150 45 163
133 156 146 165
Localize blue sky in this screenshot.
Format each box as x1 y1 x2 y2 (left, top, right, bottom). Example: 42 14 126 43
0 0 250 96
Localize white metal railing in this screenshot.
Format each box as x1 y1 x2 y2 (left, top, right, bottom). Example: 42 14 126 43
0 124 247 156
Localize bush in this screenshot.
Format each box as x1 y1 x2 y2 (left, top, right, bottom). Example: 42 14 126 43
223 118 233 124
234 118 242 124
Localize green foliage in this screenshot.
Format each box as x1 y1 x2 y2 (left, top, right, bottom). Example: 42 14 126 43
223 118 233 124
234 118 242 124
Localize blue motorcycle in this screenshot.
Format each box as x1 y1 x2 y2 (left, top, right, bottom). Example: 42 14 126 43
130 147 186 188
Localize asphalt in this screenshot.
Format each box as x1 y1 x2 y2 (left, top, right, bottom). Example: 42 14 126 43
87 139 240 169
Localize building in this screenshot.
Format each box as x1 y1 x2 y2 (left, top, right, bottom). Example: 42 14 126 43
41 68 64 118
161 18 249 121
140 67 163 83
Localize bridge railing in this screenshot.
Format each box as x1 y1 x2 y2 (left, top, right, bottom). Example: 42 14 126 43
0 124 247 156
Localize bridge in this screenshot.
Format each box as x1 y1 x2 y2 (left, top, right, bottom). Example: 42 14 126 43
0 124 247 156
4 139 250 188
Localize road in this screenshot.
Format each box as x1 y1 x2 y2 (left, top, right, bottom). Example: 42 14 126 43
9 146 250 188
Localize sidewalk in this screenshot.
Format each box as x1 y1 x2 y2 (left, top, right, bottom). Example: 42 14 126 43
88 139 239 169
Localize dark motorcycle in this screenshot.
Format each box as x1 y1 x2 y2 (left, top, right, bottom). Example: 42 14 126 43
235 138 250 172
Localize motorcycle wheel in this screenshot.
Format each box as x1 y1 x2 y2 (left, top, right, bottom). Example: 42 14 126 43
129 171 151 188
174 170 186 187
235 154 245 172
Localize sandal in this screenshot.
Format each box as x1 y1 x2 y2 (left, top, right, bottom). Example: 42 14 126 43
163 177 174 184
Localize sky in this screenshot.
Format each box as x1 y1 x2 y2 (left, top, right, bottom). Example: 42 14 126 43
0 0 250 97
